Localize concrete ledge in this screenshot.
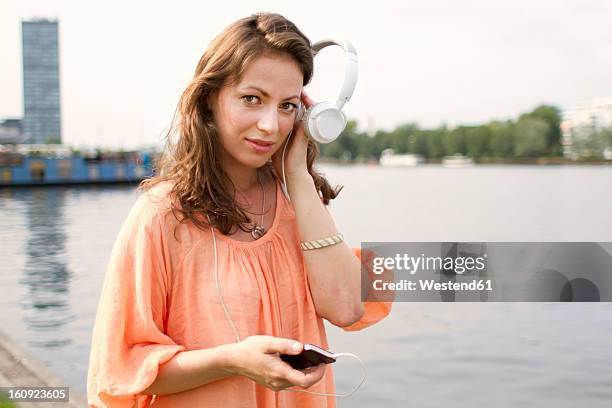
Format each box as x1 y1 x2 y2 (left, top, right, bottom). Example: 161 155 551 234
0 329 87 407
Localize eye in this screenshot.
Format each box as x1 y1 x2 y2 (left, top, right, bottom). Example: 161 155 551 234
280 102 298 113
241 95 260 105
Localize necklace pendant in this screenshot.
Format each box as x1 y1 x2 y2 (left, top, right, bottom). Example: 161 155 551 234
251 225 266 240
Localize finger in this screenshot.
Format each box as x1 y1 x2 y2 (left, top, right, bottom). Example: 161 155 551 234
292 119 305 135
292 122 307 142
300 365 319 374
268 338 302 355
301 92 314 108
304 363 326 376
302 364 327 387
284 369 311 388
285 364 326 388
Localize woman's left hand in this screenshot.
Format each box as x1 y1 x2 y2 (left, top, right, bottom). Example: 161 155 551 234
272 92 314 181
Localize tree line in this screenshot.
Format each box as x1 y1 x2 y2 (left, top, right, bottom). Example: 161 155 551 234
318 105 565 161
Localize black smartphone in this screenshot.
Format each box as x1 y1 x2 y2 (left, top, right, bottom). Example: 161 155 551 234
280 343 336 370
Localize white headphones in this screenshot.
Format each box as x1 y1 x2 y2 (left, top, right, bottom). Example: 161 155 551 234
296 39 358 144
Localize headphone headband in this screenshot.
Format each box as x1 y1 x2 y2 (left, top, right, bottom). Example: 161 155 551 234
311 39 358 109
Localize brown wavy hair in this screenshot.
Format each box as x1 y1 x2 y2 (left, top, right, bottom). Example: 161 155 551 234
141 12 341 235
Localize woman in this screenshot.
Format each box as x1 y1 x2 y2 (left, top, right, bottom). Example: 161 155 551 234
87 12 390 408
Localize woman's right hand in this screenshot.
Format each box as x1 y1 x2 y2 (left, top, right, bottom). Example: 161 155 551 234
227 335 327 391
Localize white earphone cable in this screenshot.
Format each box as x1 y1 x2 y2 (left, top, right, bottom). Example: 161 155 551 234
208 214 241 343
280 128 292 202
283 352 367 398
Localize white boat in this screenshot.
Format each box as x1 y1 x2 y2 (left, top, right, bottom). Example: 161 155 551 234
442 154 474 168
379 149 424 167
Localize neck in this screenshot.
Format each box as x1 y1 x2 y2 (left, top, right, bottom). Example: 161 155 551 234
223 163 260 193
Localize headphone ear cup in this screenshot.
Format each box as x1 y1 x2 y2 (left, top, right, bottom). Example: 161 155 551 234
304 101 347 144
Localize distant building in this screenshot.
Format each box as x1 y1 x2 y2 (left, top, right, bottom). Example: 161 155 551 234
561 97 612 159
0 119 24 144
22 18 62 144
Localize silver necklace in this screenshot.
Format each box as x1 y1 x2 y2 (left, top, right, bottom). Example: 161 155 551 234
250 171 266 240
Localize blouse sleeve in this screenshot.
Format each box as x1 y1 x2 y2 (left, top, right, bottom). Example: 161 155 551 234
341 247 393 332
87 195 185 407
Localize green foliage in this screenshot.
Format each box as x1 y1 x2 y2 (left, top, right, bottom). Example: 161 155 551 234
514 117 550 157
426 128 448 159
317 104 564 161
596 127 612 150
444 127 466 155
463 126 491 159
528 105 562 155
488 120 515 157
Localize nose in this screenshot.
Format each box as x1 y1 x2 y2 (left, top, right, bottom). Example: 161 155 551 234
256 106 280 135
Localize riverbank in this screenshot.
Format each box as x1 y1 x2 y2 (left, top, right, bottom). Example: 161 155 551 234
318 156 612 165
0 330 86 408
473 157 612 165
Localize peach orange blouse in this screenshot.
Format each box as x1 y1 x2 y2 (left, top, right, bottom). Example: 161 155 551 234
87 181 390 407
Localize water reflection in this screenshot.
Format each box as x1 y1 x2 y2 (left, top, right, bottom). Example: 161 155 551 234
18 187 76 348
1 166 611 405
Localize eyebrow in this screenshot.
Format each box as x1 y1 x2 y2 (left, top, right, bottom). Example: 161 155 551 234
241 85 300 101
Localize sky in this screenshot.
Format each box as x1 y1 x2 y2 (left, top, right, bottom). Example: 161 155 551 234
1 0 611 149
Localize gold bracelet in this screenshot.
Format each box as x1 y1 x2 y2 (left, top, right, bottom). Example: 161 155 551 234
300 233 344 251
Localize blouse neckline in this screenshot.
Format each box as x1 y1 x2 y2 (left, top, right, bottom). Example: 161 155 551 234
211 177 286 249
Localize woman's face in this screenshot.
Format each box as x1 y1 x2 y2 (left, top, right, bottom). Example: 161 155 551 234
211 53 303 172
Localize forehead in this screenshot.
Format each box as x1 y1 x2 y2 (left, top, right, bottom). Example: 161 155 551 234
235 54 303 97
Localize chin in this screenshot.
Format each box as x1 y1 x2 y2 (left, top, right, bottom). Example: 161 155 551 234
242 155 272 169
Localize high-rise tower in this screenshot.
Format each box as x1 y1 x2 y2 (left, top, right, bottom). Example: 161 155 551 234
22 19 62 144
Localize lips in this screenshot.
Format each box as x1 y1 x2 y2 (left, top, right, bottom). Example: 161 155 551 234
245 138 274 153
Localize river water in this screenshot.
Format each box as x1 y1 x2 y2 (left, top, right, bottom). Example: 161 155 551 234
1 164 611 407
